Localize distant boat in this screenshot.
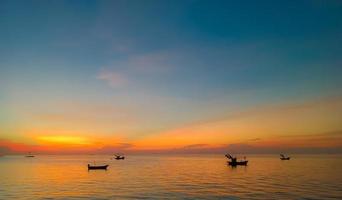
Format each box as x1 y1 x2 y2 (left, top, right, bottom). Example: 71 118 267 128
25 152 35 157
88 164 109 170
280 154 290 160
228 160 248 166
114 154 125 160
225 154 248 166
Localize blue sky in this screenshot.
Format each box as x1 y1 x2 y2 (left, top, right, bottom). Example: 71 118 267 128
0 0 341 153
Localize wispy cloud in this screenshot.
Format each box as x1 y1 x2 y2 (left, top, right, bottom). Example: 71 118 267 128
95 143 134 154
126 52 171 73
97 69 127 88
0 139 133 155
96 51 174 88
0 146 11 154
132 95 342 150
183 144 209 149
37 135 91 145
245 138 261 142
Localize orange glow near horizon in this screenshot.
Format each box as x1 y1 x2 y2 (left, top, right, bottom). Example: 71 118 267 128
37 136 91 145
1 96 342 154
1 0 342 157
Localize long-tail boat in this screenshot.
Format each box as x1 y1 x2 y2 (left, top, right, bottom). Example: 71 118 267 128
25 152 35 157
114 154 125 160
228 160 248 166
280 154 290 160
88 164 109 170
225 154 248 166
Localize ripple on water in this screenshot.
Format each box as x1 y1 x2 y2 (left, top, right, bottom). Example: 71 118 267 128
0 155 341 199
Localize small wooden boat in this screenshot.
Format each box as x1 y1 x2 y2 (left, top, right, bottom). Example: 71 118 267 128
87 164 109 170
25 152 35 157
114 154 125 160
280 154 290 160
225 154 248 166
228 160 248 166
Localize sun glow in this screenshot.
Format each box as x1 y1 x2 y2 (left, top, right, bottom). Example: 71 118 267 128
37 136 91 145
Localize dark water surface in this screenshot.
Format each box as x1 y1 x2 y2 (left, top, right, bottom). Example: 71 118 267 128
0 154 341 199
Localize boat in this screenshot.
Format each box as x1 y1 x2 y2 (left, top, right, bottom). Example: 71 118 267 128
225 154 248 166
228 160 248 166
114 154 125 160
87 164 109 170
25 152 35 157
280 154 290 160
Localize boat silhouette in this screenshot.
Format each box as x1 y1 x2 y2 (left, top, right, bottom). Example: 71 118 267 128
280 154 290 160
88 164 109 170
228 160 248 166
114 154 125 160
225 154 248 166
25 152 35 157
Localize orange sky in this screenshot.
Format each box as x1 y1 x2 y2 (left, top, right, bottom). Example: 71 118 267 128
1 95 341 154
1 0 342 155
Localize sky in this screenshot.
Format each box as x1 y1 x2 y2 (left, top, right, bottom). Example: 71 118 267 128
0 0 342 154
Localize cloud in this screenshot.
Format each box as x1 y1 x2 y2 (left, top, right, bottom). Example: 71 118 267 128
127 52 170 72
116 143 134 149
0 138 135 155
184 95 342 128
97 51 174 88
37 135 91 145
223 143 342 154
170 141 342 154
245 138 261 142
149 95 342 143
0 146 12 154
263 130 342 148
97 70 127 88
95 143 134 153
183 144 209 149
279 130 342 138
1 136 341 154
0 139 48 154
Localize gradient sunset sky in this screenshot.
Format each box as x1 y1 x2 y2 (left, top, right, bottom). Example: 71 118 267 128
1 0 341 154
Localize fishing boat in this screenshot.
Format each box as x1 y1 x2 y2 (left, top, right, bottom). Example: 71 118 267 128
87 164 109 170
114 154 125 160
225 154 248 166
280 154 290 160
228 160 248 166
25 152 35 157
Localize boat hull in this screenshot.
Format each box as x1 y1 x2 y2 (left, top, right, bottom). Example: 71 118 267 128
280 157 290 160
228 160 248 166
88 165 109 170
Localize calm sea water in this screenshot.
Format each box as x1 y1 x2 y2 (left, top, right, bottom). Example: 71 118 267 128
0 154 341 199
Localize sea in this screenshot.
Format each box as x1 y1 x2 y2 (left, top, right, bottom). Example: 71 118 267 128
0 154 341 199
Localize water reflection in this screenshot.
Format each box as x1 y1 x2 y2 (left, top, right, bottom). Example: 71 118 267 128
0 154 341 199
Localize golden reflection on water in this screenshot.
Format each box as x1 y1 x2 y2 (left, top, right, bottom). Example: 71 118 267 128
0 154 341 199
